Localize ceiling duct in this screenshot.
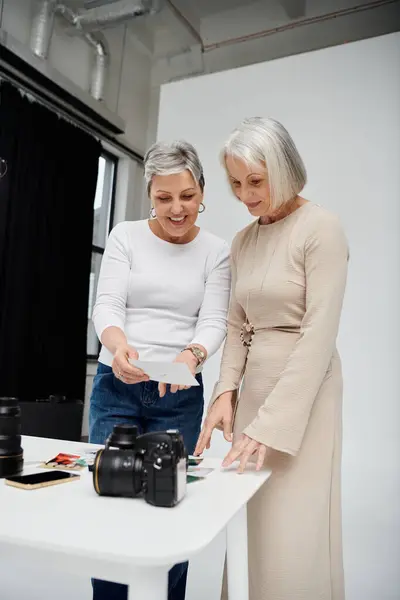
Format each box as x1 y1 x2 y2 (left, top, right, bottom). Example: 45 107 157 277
29 0 162 101
83 0 125 6
75 0 161 31
31 1 109 102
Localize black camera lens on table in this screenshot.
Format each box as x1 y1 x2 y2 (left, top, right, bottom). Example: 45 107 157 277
0 397 24 479
92 424 188 507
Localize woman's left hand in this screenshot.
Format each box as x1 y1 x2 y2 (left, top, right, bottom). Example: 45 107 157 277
158 350 198 397
222 434 269 473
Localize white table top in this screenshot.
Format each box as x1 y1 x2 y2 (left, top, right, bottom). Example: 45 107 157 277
0 436 271 568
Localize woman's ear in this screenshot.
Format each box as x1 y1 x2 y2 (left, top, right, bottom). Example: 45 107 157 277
199 173 205 190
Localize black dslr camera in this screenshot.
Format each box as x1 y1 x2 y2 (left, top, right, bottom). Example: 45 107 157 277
92 424 188 507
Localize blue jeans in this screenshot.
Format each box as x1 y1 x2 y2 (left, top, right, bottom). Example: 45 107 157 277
88 362 204 600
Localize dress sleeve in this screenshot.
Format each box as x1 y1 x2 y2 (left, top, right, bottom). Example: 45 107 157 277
243 214 349 455
92 223 130 340
190 242 232 358
208 234 249 410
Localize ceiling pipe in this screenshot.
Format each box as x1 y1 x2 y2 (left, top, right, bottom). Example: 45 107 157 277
30 0 56 60
75 0 150 30
55 3 108 102
29 0 162 101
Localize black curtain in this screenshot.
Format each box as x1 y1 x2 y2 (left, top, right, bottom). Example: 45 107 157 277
0 81 102 403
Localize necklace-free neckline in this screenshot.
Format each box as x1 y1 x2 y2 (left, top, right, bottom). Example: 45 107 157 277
257 201 313 228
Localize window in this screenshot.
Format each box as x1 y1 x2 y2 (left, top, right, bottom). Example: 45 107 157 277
87 151 117 358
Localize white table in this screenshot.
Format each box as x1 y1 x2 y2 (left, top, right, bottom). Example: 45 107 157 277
0 435 271 600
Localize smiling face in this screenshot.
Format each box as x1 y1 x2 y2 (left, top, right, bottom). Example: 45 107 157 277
225 155 271 219
149 170 203 242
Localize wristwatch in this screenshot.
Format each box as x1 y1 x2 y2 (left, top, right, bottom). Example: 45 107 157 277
182 345 206 367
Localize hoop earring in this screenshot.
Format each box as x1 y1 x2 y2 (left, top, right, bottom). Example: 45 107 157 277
198 202 205 214
149 207 156 219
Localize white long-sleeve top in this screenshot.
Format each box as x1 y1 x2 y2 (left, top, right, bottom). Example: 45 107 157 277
93 219 231 367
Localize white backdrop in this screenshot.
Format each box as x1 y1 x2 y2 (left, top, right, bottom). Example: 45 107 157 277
157 33 400 600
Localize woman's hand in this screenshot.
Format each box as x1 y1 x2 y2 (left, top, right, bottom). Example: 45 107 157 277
158 350 198 397
222 433 269 473
193 391 234 455
112 344 149 384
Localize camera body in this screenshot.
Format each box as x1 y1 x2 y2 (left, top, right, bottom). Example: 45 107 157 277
92 424 187 507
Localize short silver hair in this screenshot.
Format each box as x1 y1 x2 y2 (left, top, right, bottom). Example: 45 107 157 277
222 117 307 211
144 140 205 195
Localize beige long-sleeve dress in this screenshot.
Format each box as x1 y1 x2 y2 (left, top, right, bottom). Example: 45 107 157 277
211 202 349 600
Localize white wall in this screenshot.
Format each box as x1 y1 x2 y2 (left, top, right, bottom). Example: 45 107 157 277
157 32 400 600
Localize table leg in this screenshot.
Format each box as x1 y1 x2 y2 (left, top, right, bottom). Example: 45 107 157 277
226 505 249 600
127 566 169 600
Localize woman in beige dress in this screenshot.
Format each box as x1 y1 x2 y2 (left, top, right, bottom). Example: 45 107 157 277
195 116 349 600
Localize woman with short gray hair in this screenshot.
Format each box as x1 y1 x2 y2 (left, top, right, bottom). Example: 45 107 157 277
89 140 231 600
196 117 349 600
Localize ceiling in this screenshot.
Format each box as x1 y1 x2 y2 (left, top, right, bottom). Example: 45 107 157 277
79 0 260 13
66 0 400 83
172 0 256 19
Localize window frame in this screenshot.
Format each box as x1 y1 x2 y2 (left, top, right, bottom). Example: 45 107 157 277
87 149 118 361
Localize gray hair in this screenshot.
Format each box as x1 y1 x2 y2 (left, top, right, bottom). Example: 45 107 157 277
221 117 307 211
144 140 205 195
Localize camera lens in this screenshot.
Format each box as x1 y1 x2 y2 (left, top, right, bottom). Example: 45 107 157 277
93 448 143 497
105 424 139 451
0 397 24 478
